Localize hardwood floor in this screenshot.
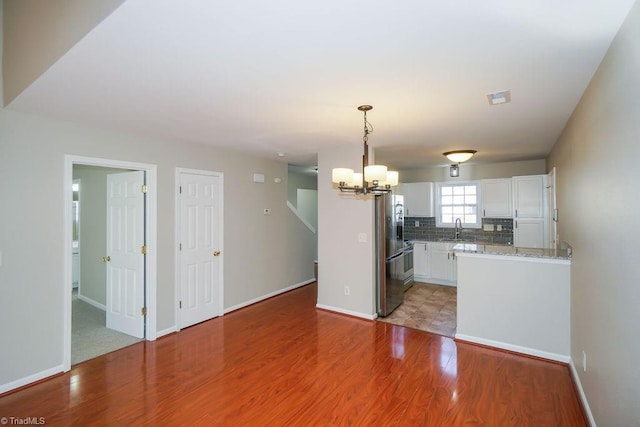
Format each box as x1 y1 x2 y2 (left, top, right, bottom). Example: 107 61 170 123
0 283 586 426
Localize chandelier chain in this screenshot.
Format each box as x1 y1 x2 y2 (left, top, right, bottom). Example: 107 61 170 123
362 110 373 144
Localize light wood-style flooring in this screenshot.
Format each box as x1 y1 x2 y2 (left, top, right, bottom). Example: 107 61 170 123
0 283 586 426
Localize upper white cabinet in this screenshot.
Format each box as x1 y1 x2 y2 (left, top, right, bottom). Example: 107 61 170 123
513 175 545 219
513 175 548 248
481 178 512 218
403 182 434 217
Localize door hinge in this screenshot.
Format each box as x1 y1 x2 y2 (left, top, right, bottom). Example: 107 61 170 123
179 300 182 309
179 186 182 194
141 245 148 255
179 243 182 251
141 184 148 194
141 307 147 316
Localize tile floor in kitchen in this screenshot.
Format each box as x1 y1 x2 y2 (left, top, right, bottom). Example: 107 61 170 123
378 282 457 338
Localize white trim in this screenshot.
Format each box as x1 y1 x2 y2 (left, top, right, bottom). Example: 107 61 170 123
225 279 315 314
64 155 158 373
569 359 597 427
78 294 106 311
156 326 178 339
286 201 317 234
0 365 64 395
315 304 377 321
455 251 571 265
175 168 225 331
454 333 570 363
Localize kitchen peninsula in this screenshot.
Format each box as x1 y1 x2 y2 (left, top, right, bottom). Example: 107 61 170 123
454 243 571 362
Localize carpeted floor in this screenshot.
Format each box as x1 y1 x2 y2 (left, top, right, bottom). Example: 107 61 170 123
378 283 457 337
72 290 142 365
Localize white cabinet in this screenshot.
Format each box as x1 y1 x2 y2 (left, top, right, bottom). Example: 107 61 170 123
429 242 457 286
513 175 548 248
413 241 459 286
403 182 434 217
513 175 545 219
481 178 512 218
413 242 430 281
513 219 547 248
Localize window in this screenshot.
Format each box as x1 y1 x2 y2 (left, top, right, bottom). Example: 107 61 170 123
436 182 481 228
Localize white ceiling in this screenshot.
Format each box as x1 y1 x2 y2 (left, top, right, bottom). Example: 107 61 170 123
8 0 636 169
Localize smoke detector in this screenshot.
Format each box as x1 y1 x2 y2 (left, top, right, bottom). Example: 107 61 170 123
487 90 511 106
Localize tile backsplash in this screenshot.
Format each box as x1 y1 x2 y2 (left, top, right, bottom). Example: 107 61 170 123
404 217 513 245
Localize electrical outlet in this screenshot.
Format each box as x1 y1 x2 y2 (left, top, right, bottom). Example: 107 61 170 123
496 225 503 231
358 233 367 243
344 286 351 296
582 351 587 372
483 224 494 232
415 220 420 227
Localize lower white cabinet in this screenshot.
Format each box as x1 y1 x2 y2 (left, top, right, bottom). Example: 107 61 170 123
429 242 457 285
413 241 457 286
413 242 430 281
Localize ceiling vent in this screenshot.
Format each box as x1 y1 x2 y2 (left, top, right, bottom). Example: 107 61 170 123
487 90 511 106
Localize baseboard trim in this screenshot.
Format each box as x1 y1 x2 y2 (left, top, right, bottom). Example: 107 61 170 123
0 365 64 395
569 359 596 427
454 333 570 363
224 279 315 314
315 304 376 320
156 326 177 339
78 294 106 311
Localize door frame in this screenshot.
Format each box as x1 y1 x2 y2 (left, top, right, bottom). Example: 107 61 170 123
174 167 225 331
63 155 158 371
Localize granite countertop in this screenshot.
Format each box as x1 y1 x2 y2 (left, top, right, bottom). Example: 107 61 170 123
452 242 571 260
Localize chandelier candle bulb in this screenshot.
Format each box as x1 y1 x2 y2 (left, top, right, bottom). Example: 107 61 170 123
351 173 363 187
364 165 388 183
383 171 399 187
332 168 354 184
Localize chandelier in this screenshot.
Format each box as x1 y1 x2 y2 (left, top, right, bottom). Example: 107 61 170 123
331 105 398 195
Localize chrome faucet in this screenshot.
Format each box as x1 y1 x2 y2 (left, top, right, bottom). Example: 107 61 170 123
454 218 462 240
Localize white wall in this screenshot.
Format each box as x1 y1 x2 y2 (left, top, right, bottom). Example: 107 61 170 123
287 169 317 207
0 10 315 389
456 254 570 361
399 159 545 183
547 1 640 425
317 146 376 318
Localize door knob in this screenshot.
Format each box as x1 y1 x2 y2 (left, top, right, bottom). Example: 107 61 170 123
102 256 111 262
213 251 221 257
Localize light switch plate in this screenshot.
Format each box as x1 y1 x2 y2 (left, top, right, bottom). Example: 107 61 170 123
358 233 367 243
483 224 495 232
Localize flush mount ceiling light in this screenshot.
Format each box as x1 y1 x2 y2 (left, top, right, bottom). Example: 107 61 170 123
443 150 476 178
331 105 398 195
487 90 511 106
443 150 477 163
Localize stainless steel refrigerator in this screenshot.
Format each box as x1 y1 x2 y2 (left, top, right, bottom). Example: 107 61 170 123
375 192 413 317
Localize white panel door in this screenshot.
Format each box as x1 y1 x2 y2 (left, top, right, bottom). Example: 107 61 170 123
179 172 222 329
106 171 145 338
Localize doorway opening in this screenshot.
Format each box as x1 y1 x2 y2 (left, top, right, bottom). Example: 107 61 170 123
63 156 157 371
